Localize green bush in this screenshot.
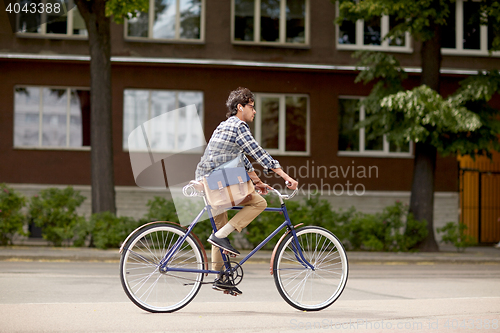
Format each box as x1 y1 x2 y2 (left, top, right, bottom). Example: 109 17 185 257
0 184 27 245
244 196 295 250
338 202 427 252
300 195 337 229
145 197 179 223
342 212 376 250
283 194 350 245
437 222 477 252
88 212 142 249
144 196 215 248
244 195 333 250
403 213 429 250
28 187 86 246
141 196 428 252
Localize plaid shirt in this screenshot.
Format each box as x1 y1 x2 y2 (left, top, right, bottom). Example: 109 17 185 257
195 116 281 180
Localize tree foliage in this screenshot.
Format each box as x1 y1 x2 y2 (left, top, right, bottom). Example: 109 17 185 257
355 51 500 158
380 85 482 149
336 0 500 50
437 222 477 252
472 0 500 50
336 0 500 250
105 0 149 24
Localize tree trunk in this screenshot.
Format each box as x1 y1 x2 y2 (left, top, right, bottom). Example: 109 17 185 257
420 24 442 92
75 0 116 215
408 142 439 251
408 20 442 251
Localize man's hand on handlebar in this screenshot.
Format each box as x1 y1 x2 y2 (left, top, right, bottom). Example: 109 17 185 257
285 178 299 190
254 181 273 195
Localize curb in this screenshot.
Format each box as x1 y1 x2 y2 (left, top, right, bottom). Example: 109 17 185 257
1 246 499 264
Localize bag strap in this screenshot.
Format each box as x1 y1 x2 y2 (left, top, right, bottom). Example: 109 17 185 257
237 176 245 195
217 180 228 202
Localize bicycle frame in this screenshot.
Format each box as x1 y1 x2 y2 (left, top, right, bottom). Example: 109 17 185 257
158 199 315 276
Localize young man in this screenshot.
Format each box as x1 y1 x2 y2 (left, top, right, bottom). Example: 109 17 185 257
195 87 298 295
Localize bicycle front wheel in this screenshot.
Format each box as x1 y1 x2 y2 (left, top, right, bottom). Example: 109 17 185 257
273 226 348 311
120 224 204 313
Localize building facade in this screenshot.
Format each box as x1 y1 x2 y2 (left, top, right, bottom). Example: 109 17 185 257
1 0 499 241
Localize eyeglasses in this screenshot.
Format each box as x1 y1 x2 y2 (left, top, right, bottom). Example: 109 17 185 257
244 104 256 111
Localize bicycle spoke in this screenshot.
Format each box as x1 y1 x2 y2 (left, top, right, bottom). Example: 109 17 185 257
127 249 159 267
120 224 204 313
273 227 348 311
141 273 163 303
132 269 158 294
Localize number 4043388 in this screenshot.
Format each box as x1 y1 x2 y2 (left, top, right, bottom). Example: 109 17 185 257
6 2 62 14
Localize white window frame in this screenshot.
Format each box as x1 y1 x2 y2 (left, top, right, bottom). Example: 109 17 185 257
13 85 91 150
231 0 310 47
335 2 412 53
441 0 500 57
122 88 205 153
254 93 310 156
124 0 205 43
337 96 413 158
16 0 88 39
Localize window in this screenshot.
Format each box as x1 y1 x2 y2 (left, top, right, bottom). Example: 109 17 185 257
337 97 412 157
14 86 90 148
123 89 204 152
16 0 87 37
253 93 309 155
126 0 204 42
232 0 309 46
336 1 411 52
442 0 499 56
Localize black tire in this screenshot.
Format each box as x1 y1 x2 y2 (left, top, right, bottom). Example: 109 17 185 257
120 224 204 313
272 226 349 311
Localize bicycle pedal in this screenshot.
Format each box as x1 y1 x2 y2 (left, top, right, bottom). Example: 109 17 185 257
222 250 238 258
229 286 242 296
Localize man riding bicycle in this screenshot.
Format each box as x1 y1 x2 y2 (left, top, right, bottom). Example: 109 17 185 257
195 87 298 295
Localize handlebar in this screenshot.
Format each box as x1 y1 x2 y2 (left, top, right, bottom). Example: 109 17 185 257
269 186 298 204
264 181 299 204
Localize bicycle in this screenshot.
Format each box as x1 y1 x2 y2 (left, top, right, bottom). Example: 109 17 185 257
119 181 349 313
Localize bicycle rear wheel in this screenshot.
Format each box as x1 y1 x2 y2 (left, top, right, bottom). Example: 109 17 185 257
120 224 204 313
273 226 348 311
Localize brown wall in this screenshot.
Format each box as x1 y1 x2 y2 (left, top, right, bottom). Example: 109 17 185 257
1 1 499 71
0 58 460 192
0 60 92 185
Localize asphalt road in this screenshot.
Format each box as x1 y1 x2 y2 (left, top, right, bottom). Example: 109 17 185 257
1 261 499 332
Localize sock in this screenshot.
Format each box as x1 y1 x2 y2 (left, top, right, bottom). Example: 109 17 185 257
215 223 235 238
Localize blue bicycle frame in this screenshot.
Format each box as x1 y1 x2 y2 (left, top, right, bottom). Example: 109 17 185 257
158 200 315 275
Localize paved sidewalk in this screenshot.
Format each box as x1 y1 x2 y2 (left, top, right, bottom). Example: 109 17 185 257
0 242 499 263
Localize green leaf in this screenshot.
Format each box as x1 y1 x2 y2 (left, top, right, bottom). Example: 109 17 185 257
106 0 149 24
353 53 500 157
0 184 27 245
335 0 455 42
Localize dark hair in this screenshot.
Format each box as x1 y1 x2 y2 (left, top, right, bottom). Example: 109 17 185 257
225 87 255 118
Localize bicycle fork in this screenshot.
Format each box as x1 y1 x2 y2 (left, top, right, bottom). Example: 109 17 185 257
288 227 315 271
281 206 315 271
